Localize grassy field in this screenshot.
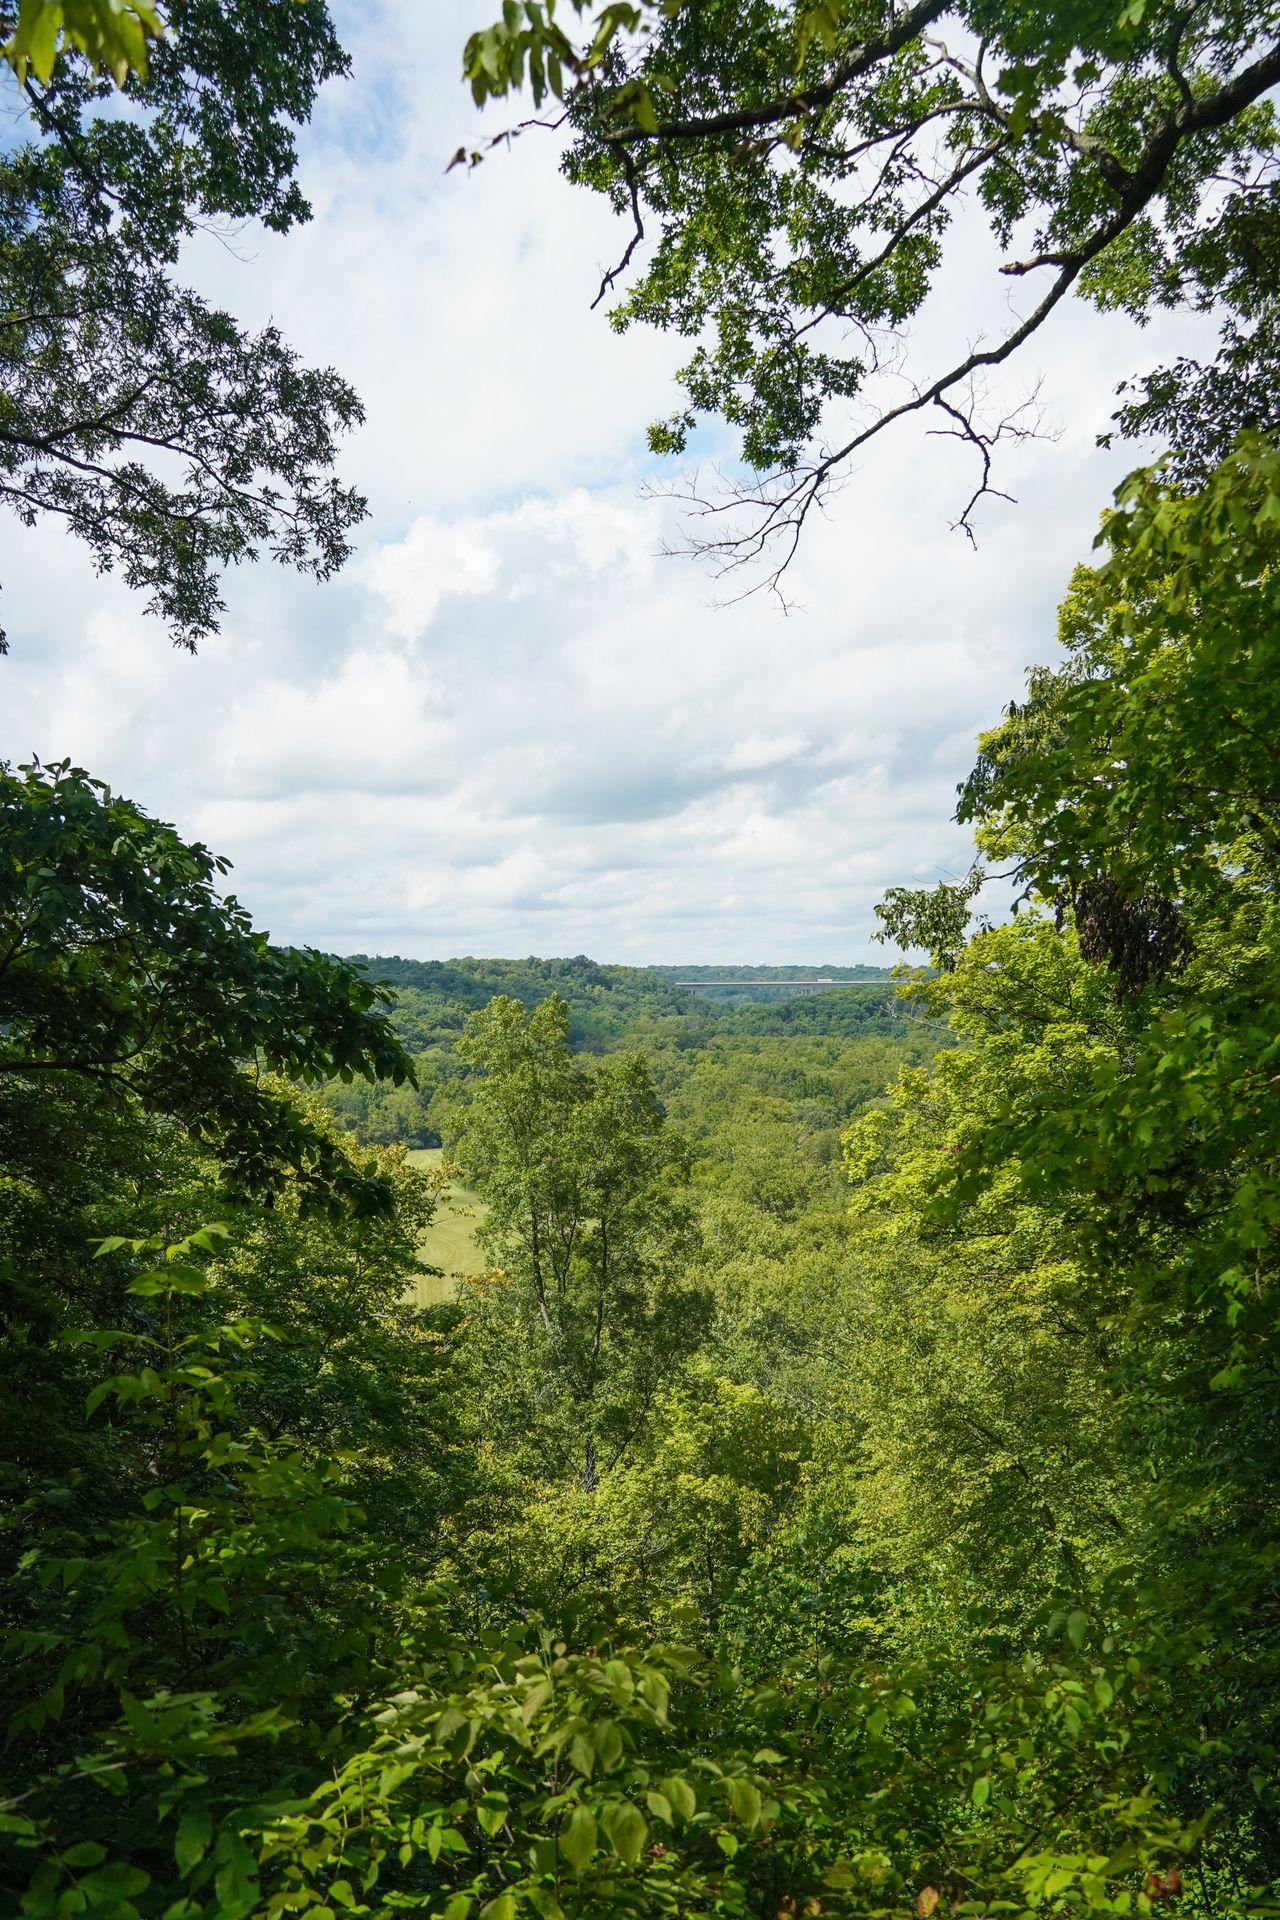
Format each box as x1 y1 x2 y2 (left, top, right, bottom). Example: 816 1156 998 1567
406 1147 490 1304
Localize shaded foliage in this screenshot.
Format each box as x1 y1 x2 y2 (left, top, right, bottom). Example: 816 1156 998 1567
0 758 414 1211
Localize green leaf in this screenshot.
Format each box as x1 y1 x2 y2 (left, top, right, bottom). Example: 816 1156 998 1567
62 1842 107 1868
213 1834 257 1920
560 1805 596 1871
85 1379 118 1417
661 1775 696 1821
80 1862 150 1899
476 1793 510 1837
606 1801 647 1866
593 1718 623 1771
725 1777 761 1828
175 1809 213 1876
631 85 659 133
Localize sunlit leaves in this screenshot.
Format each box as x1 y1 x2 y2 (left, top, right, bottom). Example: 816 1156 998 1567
560 1803 597 1869
2 0 162 85
606 1799 648 1863
853 432 1280 1910
463 1 649 112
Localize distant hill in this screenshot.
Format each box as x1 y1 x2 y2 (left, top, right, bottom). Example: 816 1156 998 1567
343 956 904 1028
348 955 898 1012
323 953 926 1147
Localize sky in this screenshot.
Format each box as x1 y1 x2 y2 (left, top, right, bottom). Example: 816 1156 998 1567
0 2 1207 965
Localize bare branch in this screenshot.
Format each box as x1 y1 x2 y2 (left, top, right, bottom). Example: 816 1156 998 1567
926 384 1049 545
592 148 646 309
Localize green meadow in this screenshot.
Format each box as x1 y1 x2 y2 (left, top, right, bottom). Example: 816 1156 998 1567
406 1146 489 1303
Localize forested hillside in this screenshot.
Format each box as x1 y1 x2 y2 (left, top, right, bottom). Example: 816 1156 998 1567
319 955 925 1154
3 2 1280 1918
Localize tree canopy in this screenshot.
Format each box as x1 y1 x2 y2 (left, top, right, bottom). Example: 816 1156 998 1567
0 0 363 652
456 994 704 1495
462 0 1280 589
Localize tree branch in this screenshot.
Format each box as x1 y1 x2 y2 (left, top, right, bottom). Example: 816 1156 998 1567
592 147 646 309
666 32 1280 593
606 0 950 146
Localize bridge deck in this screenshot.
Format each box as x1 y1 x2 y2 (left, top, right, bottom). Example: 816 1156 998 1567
673 978 884 991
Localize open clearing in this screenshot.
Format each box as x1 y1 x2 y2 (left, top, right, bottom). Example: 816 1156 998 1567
407 1147 489 1304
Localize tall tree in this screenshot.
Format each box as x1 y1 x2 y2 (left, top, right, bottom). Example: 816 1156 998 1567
462 0 1280 590
0 0 364 652
865 434 1280 1894
457 994 704 1492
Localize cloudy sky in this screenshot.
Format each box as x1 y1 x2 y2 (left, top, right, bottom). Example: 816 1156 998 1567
0 3 1205 964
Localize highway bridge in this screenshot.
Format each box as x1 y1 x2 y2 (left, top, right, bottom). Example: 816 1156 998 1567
673 977 881 995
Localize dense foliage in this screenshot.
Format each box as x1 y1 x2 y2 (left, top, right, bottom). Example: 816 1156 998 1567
7 486 1280 1901
317 954 915 1147
0 758 414 1212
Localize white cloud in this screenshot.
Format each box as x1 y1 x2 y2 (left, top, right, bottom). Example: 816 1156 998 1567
365 521 499 642
0 0 1218 964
